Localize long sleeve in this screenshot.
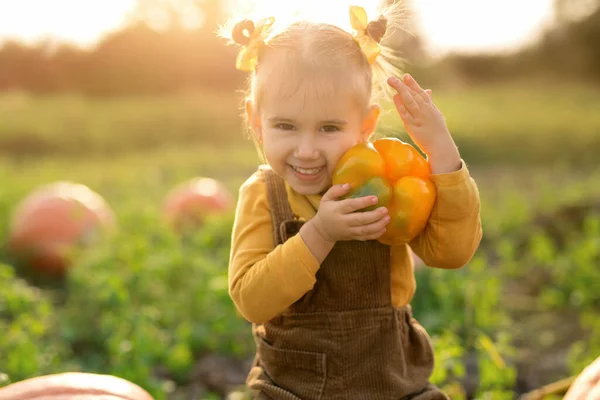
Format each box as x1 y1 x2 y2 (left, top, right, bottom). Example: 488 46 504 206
228 172 321 324
408 160 483 270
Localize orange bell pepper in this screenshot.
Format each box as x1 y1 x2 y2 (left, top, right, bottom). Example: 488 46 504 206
332 137 436 245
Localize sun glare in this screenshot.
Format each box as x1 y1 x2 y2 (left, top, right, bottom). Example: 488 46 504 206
223 0 385 36
225 0 555 55
0 0 137 47
0 0 556 54
414 0 555 54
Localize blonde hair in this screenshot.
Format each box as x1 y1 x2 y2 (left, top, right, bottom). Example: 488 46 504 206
220 3 408 154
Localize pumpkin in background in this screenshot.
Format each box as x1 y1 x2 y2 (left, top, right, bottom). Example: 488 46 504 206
162 177 233 233
6 181 115 276
0 372 154 400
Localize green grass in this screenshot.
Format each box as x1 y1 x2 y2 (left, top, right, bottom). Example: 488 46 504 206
1 83 599 399
377 81 600 165
1 82 599 165
0 90 244 158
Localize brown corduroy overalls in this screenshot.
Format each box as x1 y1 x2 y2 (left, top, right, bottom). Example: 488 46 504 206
246 167 448 400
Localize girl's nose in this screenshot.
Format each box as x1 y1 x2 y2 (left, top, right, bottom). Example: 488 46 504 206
294 137 319 159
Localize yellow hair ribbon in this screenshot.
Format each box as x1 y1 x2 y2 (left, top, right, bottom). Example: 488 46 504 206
235 17 275 72
349 5 381 64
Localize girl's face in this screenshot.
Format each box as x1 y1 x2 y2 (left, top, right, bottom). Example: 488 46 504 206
247 81 380 196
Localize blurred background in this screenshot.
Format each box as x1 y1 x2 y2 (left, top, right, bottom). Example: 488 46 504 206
0 0 599 399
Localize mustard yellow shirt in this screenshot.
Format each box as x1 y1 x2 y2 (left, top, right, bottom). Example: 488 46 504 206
229 160 482 324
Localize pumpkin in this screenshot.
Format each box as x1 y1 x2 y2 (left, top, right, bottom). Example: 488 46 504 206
0 372 154 400
162 177 233 233
332 137 436 245
6 181 115 276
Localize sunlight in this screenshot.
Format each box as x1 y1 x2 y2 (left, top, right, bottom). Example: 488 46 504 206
223 0 384 37
414 0 555 54
0 0 556 54
0 0 137 47
225 0 556 55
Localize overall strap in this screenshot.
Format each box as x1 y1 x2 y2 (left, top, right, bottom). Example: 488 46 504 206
259 165 295 245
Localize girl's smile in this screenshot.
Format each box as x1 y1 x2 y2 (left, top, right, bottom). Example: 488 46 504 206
289 163 326 181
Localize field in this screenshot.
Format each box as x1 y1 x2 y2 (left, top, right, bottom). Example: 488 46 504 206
1 83 600 399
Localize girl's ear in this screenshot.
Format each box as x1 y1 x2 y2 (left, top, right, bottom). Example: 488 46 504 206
361 104 381 141
245 98 262 143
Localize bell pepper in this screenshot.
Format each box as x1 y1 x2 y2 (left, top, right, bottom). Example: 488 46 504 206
332 137 436 245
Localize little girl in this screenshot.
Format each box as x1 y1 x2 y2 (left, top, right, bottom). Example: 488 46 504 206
224 4 482 399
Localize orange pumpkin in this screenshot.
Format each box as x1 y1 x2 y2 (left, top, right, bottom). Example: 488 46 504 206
162 177 233 233
332 137 436 245
6 181 115 276
0 372 154 400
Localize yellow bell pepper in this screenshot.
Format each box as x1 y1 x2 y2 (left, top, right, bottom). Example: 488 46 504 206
332 137 436 245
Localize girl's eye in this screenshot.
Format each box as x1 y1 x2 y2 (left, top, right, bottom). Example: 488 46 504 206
276 124 295 131
321 125 340 133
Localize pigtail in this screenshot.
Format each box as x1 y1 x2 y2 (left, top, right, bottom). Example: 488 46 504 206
217 16 271 162
368 2 413 105
231 19 255 46
367 15 388 44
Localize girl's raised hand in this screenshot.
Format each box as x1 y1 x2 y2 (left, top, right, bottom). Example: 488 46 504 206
387 74 453 157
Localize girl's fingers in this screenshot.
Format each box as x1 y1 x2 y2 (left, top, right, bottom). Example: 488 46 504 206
565 357 600 400
347 206 389 227
388 77 420 115
393 95 409 116
340 195 379 214
586 384 600 400
400 85 420 114
393 94 417 124
403 74 431 104
425 89 432 97
322 183 352 201
362 228 387 241
352 217 389 238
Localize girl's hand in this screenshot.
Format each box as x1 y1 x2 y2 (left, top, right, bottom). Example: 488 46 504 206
387 74 461 174
564 356 600 400
311 184 390 243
